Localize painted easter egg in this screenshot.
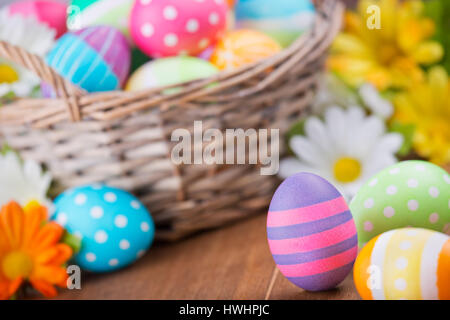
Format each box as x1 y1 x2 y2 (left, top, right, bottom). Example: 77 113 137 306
210 29 281 70
53 184 155 273
267 173 358 292
235 0 316 47
129 0 228 57
7 0 67 38
45 26 131 95
226 0 235 8
354 228 450 300
67 0 133 40
126 56 218 92
350 161 450 248
198 46 215 61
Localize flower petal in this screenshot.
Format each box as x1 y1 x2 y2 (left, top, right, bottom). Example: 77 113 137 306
7 277 23 298
359 83 394 118
289 136 328 167
29 279 58 298
35 243 72 266
0 201 24 248
31 264 69 287
412 41 444 65
373 133 404 154
278 158 308 179
304 117 333 158
31 222 64 253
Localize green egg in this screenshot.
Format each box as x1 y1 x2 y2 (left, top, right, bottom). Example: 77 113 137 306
125 56 219 93
350 161 450 247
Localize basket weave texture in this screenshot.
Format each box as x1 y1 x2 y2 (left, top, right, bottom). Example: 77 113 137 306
0 0 343 241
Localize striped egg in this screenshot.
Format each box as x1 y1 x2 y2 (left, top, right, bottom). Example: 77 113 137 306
45 26 131 96
354 228 450 300
267 173 358 292
210 29 281 70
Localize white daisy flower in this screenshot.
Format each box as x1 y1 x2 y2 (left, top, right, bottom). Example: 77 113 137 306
312 73 360 115
358 83 393 119
0 9 55 98
0 151 53 210
312 74 394 120
280 107 403 200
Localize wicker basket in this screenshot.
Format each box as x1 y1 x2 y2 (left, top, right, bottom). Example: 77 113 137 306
0 0 343 241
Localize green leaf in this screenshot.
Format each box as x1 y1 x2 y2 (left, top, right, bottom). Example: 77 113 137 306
62 231 82 254
286 119 307 155
1 143 14 156
287 119 307 141
389 122 416 157
425 0 450 72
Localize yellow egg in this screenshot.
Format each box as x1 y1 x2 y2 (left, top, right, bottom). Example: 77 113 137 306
354 228 450 300
210 29 281 70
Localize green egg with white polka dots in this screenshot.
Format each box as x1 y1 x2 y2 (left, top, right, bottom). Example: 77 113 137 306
350 161 450 247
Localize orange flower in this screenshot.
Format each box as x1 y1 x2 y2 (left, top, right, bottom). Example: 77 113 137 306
0 202 72 299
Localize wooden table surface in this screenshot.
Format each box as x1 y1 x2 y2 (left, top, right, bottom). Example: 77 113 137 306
54 214 360 300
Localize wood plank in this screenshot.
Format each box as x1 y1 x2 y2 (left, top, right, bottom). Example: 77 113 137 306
53 215 276 300
267 269 360 300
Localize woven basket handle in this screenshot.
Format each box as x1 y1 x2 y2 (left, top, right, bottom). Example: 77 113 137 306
0 40 85 121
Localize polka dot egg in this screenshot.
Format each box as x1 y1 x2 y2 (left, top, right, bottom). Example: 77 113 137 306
210 29 281 70
235 0 316 47
267 173 358 292
130 0 228 58
354 228 450 300
45 26 131 95
53 184 155 273
350 161 450 248
67 0 134 40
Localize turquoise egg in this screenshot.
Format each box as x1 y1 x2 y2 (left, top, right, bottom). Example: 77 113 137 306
235 0 316 47
44 25 131 96
53 184 155 273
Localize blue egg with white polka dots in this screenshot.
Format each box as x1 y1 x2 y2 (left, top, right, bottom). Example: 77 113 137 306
53 184 155 273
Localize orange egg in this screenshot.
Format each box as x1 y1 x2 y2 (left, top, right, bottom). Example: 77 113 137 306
354 228 450 300
210 29 281 70
226 0 235 8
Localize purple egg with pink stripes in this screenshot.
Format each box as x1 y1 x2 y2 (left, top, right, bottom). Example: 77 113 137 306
267 173 358 292
44 25 130 96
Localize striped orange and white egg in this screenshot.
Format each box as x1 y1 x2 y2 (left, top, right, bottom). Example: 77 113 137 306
210 29 281 70
354 228 450 300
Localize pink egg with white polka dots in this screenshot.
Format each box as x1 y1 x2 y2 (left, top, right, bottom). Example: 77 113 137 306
130 0 228 58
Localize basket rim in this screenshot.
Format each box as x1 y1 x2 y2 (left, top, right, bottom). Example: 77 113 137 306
0 0 343 128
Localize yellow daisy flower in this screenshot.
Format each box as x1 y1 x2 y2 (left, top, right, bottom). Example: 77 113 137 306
328 0 443 90
393 66 450 165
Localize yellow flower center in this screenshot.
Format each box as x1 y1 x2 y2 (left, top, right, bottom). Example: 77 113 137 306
0 63 19 84
333 157 362 183
2 251 34 280
24 200 42 213
378 45 402 65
